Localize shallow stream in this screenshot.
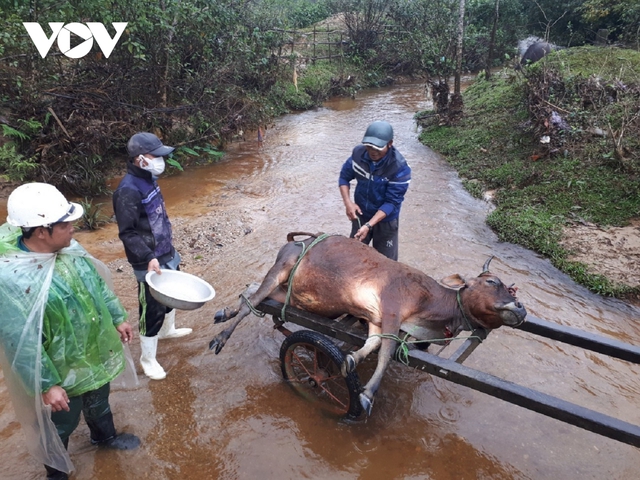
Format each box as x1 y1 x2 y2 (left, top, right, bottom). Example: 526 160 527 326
1 82 639 479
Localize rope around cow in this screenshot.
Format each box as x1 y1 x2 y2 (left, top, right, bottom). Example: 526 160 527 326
238 233 333 320
373 290 485 366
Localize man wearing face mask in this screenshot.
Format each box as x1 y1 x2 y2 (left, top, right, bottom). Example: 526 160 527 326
113 132 192 381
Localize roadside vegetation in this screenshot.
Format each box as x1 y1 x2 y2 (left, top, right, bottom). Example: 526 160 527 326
4 0 636 197
1 0 639 281
418 47 640 298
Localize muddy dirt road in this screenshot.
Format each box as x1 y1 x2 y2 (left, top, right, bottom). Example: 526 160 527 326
2 83 640 479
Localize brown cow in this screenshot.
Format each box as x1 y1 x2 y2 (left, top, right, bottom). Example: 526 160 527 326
210 232 526 415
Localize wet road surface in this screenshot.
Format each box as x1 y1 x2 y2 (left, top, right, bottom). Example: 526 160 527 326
1 82 640 479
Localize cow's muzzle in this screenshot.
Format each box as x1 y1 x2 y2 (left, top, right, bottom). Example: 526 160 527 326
501 301 527 327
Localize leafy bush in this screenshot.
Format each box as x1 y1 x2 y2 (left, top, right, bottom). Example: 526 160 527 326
0 144 38 182
290 0 332 28
299 65 335 103
79 198 111 231
0 119 42 182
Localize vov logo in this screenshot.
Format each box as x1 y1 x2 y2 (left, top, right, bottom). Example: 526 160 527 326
22 22 128 59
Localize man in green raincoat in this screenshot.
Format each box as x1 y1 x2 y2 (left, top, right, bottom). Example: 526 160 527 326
0 183 140 480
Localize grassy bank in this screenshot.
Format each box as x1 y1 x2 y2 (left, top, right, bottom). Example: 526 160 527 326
418 46 640 298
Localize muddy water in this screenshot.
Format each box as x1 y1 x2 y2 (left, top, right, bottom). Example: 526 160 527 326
2 82 640 479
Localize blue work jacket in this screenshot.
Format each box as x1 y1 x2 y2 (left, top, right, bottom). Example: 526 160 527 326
338 145 412 221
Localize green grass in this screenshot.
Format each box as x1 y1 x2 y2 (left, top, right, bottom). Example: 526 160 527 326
268 60 383 112
419 47 640 298
544 46 640 85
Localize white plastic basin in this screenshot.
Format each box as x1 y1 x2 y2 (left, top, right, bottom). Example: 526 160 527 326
145 270 215 310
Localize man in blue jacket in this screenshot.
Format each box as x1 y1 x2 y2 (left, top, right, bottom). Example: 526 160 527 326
339 121 412 260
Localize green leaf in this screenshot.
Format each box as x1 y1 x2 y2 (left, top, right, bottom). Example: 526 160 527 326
166 158 184 171
1 124 29 141
179 146 199 156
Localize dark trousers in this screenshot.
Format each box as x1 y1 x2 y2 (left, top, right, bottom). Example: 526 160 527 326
138 263 179 337
350 217 399 261
50 383 112 444
138 281 172 337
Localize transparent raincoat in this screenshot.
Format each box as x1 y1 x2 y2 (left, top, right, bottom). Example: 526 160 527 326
0 223 136 473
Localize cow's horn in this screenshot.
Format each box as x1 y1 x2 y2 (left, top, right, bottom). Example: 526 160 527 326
482 255 494 274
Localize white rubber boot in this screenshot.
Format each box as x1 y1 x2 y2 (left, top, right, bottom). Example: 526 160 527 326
158 310 192 339
139 335 166 380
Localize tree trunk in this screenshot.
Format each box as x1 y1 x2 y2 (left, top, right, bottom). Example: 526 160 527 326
453 0 466 96
449 93 464 124
451 0 466 124
161 0 181 108
429 79 450 120
485 0 500 80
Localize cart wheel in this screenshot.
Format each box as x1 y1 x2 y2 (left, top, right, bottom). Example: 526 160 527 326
280 330 363 418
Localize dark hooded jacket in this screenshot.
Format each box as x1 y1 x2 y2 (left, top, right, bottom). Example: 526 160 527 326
113 162 175 270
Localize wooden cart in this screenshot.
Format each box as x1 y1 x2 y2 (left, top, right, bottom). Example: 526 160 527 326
257 298 640 448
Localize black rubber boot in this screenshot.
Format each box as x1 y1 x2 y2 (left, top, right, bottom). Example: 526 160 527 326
44 438 70 479
97 432 141 450
44 465 68 480
86 412 141 450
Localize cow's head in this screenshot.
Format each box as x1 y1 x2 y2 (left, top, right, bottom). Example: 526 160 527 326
441 256 526 329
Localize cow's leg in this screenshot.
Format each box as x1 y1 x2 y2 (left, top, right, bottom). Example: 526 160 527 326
209 312 250 354
209 243 302 354
209 279 283 354
341 322 382 377
359 336 396 416
213 305 239 324
213 283 260 324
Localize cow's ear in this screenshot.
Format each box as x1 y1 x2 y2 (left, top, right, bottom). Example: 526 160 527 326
441 274 466 289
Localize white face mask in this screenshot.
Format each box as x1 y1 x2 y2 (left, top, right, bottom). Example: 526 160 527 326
139 155 165 176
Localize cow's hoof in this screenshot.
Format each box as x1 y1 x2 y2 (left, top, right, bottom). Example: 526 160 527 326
208 337 224 354
359 393 374 416
341 355 356 377
214 310 227 324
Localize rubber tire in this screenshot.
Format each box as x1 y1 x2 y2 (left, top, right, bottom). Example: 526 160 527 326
280 330 363 418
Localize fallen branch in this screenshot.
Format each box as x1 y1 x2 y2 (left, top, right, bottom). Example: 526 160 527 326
47 107 72 139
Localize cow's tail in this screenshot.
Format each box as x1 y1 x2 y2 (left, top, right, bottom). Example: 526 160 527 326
286 232 323 242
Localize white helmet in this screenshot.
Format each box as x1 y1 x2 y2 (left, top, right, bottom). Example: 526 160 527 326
6 183 84 228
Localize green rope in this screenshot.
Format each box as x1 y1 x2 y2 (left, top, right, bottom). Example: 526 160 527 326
456 289 475 331
361 291 483 366
281 233 332 320
241 293 266 318
138 283 147 336
372 331 485 366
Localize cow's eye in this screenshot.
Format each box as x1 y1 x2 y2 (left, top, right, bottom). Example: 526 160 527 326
486 278 499 286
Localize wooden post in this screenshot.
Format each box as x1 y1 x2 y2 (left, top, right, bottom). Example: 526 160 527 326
313 25 316 65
